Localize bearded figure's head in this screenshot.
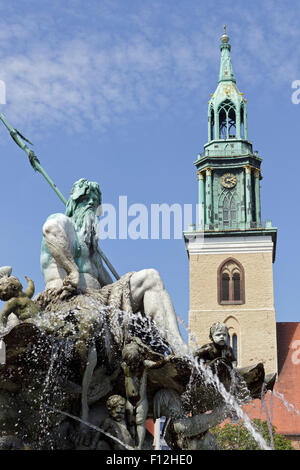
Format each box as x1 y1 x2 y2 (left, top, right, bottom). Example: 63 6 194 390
65 178 102 250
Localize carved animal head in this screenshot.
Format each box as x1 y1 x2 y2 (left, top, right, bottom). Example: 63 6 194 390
0 276 23 301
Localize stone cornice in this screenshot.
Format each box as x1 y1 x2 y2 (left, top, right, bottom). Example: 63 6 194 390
184 229 277 262
186 238 274 256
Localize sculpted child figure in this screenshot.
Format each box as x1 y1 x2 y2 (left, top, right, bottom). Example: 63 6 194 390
0 274 39 329
102 395 135 450
194 322 236 367
121 339 154 450
194 322 276 403
121 337 169 450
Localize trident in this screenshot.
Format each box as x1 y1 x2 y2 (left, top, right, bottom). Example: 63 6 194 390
0 113 120 281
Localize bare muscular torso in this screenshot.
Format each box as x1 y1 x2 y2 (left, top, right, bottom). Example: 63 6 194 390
41 214 112 291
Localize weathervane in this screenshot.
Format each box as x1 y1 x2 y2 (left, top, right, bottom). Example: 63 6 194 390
221 24 229 44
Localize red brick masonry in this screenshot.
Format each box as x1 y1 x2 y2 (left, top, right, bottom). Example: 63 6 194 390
244 322 300 448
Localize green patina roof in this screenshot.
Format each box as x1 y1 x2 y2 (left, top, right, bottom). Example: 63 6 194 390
209 27 245 119
189 27 277 258
218 26 236 84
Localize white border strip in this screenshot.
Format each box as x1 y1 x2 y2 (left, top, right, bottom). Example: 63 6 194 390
186 236 274 255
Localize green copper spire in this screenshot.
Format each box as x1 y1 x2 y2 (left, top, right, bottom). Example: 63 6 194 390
190 26 277 255
218 25 236 84
205 26 248 143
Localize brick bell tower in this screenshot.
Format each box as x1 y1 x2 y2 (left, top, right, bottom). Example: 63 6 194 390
184 27 278 375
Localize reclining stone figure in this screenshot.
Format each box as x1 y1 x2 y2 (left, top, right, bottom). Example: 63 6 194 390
40 178 189 355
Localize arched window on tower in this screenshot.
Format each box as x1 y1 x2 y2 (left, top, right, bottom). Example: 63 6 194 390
223 197 229 226
240 105 245 139
232 334 238 364
233 272 240 300
221 192 237 228
221 272 230 300
218 258 245 305
218 99 236 139
230 197 237 222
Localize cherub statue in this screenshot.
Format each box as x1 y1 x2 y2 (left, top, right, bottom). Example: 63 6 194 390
121 337 170 450
102 395 135 450
0 274 39 329
194 322 236 367
194 322 276 401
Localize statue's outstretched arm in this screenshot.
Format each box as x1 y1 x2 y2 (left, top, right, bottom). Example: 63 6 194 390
194 344 213 362
24 276 35 299
144 355 174 370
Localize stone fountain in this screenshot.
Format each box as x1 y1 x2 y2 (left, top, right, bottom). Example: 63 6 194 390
0 178 276 451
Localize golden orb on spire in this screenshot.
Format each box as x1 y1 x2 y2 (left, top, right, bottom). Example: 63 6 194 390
221 24 229 43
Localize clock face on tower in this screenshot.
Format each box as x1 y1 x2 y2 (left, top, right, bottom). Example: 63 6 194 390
221 173 237 189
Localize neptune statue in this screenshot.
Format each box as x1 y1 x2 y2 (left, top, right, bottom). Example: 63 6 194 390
40 178 189 356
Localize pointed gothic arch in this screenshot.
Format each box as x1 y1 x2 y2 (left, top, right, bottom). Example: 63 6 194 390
218 258 245 305
218 189 237 228
240 102 245 139
224 315 240 365
218 99 236 139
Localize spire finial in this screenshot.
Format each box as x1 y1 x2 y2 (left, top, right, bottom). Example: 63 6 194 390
218 25 235 83
221 24 229 43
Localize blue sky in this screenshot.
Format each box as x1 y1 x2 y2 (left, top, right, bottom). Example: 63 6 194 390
0 0 299 338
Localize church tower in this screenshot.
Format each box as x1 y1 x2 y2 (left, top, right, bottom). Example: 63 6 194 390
184 28 278 375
